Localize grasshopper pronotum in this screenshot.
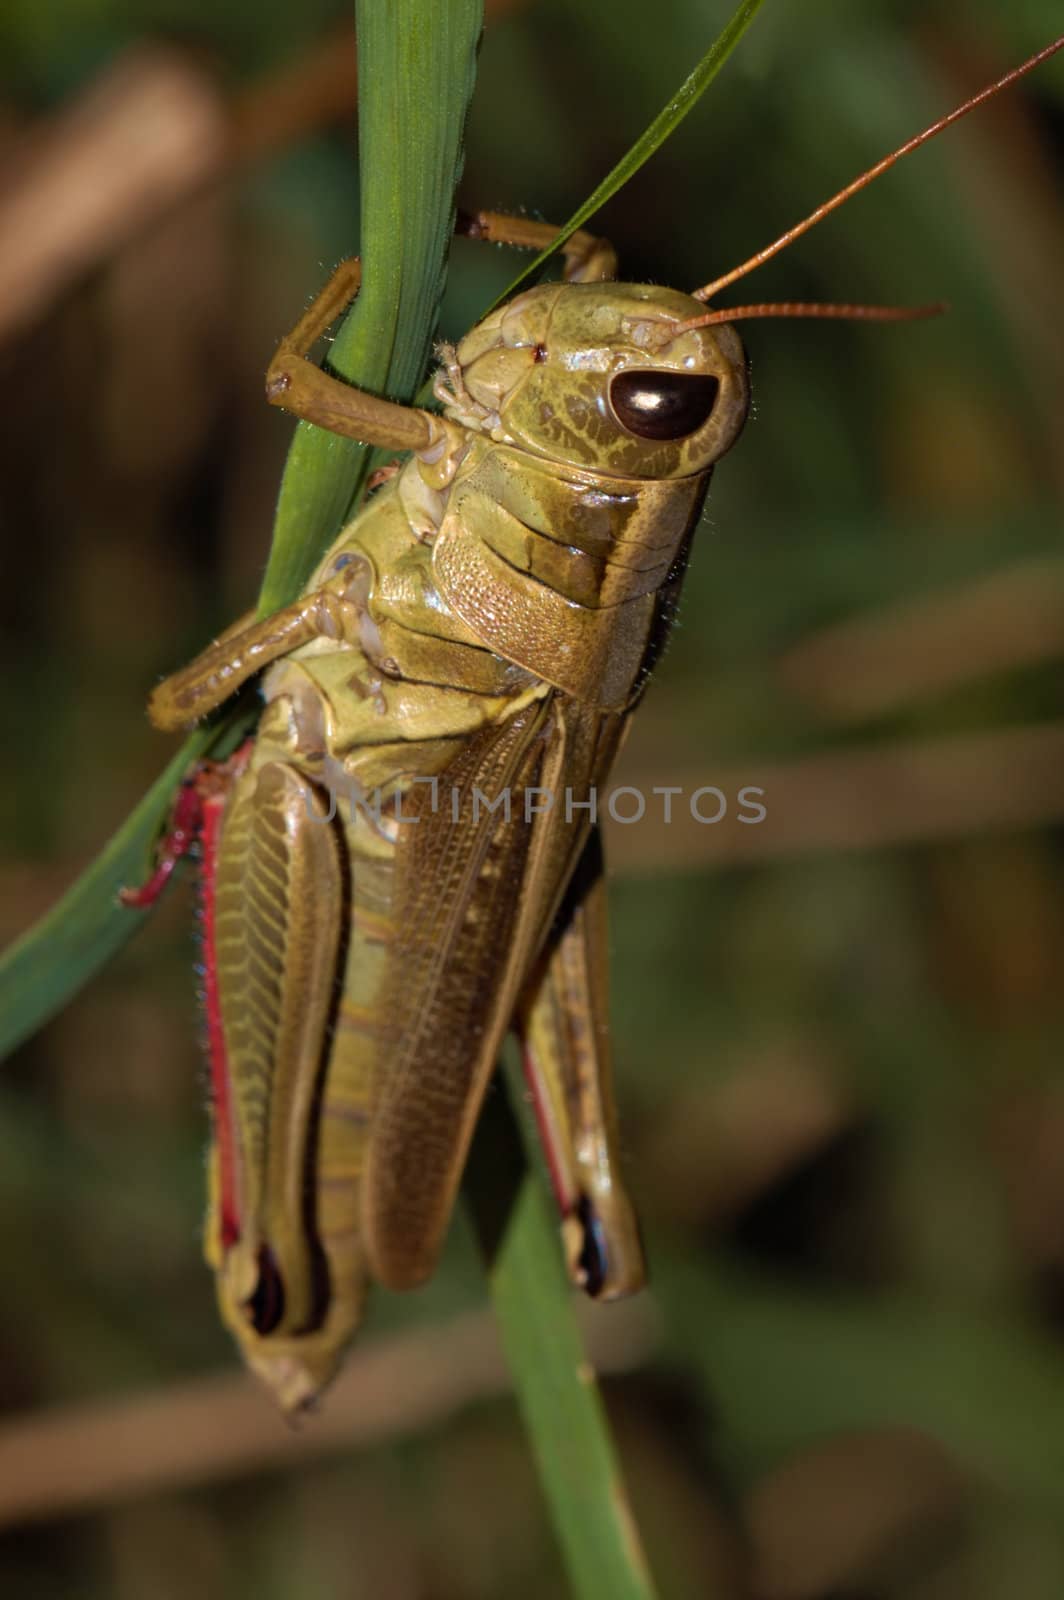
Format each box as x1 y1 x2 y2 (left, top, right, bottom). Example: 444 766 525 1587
129 35 1063 1412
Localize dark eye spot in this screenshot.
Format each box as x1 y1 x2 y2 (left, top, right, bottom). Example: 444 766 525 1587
245 1244 286 1335
576 1194 608 1298
609 369 720 441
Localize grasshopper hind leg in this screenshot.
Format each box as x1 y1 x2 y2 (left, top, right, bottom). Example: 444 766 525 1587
206 752 370 1412
517 828 646 1300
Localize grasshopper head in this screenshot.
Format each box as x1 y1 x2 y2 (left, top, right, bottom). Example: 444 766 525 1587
450 281 749 479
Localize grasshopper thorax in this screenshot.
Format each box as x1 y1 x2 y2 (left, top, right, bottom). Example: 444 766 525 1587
441 281 749 480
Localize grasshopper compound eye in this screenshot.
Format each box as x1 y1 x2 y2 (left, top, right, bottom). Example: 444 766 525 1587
608 369 720 440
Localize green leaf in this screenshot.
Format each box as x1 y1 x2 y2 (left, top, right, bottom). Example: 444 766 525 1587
480 1058 657 1600
0 1 483 1060
257 0 481 613
0 730 212 1060
496 0 767 302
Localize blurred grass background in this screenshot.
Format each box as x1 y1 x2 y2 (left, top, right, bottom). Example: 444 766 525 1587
1 1 1064 1595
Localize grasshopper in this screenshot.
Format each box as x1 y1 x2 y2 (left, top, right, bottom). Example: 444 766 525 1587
130 37 1063 1412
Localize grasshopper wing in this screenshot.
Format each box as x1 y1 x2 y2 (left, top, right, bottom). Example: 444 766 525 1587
364 693 626 1290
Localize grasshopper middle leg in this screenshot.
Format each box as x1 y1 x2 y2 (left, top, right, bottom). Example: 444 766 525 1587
454 209 617 283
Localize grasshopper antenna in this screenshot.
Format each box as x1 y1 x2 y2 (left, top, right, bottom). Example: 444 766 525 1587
686 299 947 327
678 34 1063 331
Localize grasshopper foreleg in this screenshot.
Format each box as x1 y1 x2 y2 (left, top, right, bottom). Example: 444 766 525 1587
264 256 461 464
265 212 616 454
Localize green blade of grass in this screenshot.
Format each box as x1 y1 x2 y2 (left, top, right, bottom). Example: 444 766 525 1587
496 0 766 303
258 0 481 613
0 730 212 1060
480 1057 657 1600
0 1 483 1060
